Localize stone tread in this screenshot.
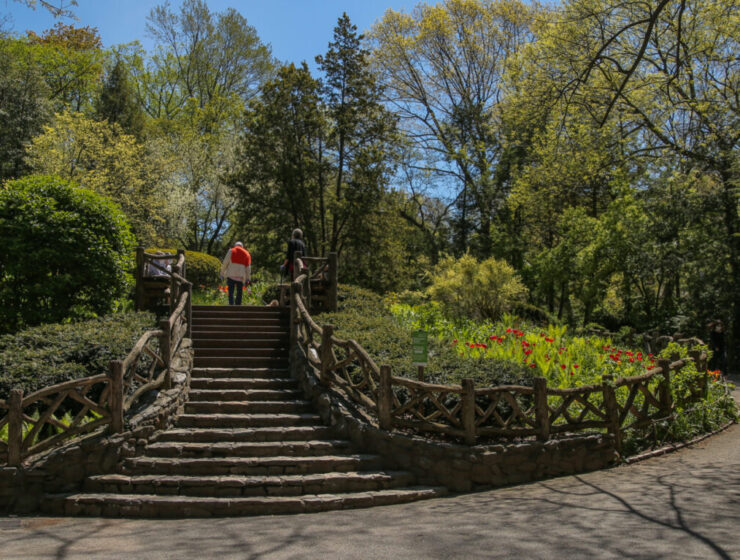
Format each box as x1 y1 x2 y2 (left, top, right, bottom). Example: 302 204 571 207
184 401 313 414
85 471 416 496
122 454 385 476
187 389 304 401
189 379 298 390
176 413 321 428
153 426 337 443
143 439 352 457
46 487 448 517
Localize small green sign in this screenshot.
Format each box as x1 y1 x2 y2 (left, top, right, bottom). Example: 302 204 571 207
411 330 428 366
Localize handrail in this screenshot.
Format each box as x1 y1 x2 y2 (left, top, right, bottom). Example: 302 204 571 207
1 253 193 466
290 280 712 449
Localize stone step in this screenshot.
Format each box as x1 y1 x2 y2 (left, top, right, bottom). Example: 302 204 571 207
184 400 313 415
43 487 448 517
194 348 288 359
142 440 353 458
153 426 337 443
192 304 285 314
85 471 417 497
191 368 291 380
121 454 385 476
176 413 320 428
192 324 288 334
193 356 289 369
189 378 297 390
188 389 304 401
191 330 289 341
193 339 288 349
192 317 288 328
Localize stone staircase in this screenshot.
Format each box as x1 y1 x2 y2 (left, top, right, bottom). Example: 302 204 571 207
45 304 445 517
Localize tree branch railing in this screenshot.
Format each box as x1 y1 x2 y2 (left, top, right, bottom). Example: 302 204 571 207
1 256 192 467
290 276 711 450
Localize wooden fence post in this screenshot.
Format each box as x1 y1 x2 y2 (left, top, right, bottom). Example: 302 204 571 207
688 349 708 399
289 281 300 378
7 388 24 466
108 360 124 434
461 378 476 446
186 283 193 339
177 248 186 280
533 377 550 441
160 319 172 390
602 374 622 455
378 365 393 431
327 252 338 312
135 246 145 311
658 358 673 415
319 324 334 385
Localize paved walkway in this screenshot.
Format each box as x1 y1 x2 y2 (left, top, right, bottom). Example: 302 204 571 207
2 379 739 560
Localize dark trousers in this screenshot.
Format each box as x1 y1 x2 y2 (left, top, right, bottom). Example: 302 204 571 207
227 277 243 305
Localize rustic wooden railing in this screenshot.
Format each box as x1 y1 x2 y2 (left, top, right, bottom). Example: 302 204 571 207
0 255 192 467
290 276 710 451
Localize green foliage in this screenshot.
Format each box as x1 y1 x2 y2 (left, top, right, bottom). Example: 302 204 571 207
0 36 51 181
95 57 145 138
27 112 166 245
321 284 535 387
148 248 222 289
428 254 528 321
0 311 154 399
0 175 136 333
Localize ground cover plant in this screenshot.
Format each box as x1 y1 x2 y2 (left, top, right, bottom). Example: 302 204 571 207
0 311 155 400
322 287 736 453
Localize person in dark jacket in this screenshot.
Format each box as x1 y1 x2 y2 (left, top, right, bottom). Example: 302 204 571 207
707 319 727 374
282 228 306 280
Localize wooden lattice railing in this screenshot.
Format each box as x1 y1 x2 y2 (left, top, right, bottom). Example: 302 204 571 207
0 255 192 467
290 275 710 450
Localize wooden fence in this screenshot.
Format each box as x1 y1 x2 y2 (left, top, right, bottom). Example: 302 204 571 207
0 253 192 467
290 274 710 451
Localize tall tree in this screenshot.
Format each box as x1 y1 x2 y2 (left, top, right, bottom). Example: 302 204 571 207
370 0 535 255
26 22 105 112
538 0 740 360
0 36 50 180
317 13 399 258
95 57 145 138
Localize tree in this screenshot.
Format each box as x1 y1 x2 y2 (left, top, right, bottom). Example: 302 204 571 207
0 175 135 333
138 0 275 254
10 1 77 19
27 22 105 112
95 57 145 138
0 36 50 180
538 0 740 359
317 13 400 258
26 111 167 245
370 0 536 255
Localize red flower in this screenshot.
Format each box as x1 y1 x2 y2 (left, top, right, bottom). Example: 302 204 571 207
529 363 536 369
506 328 512 333
573 364 580 369
560 364 566 370
453 339 458 344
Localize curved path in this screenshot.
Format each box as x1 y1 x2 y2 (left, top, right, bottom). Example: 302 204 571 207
2 378 738 560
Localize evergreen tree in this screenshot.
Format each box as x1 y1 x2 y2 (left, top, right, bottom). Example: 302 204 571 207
96 57 145 138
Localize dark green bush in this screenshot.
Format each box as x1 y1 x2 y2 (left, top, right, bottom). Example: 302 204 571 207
0 312 155 399
148 248 221 288
321 284 535 387
0 175 135 333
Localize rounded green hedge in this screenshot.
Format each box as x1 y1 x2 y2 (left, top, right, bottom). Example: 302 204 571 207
0 175 135 333
147 248 221 288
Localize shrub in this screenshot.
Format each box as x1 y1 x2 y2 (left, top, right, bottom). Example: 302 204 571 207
0 175 136 333
321 284 535 387
427 254 528 322
147 248 221 288
0 312 155 399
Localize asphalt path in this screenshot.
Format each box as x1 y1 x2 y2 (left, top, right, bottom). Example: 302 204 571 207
2 378 738 560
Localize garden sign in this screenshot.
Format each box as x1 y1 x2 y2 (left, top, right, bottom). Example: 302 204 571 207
412 330 428 367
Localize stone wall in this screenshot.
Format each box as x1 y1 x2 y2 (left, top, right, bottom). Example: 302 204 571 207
293 347 618 492
0 339 192 514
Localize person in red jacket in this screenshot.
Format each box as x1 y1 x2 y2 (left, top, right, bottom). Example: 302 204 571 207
220 241 251 305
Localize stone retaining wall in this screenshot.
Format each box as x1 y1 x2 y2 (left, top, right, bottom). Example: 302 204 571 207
293 348 618 492
0 339 192 514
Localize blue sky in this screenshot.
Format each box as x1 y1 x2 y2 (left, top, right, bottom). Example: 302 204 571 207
2 0 425 72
